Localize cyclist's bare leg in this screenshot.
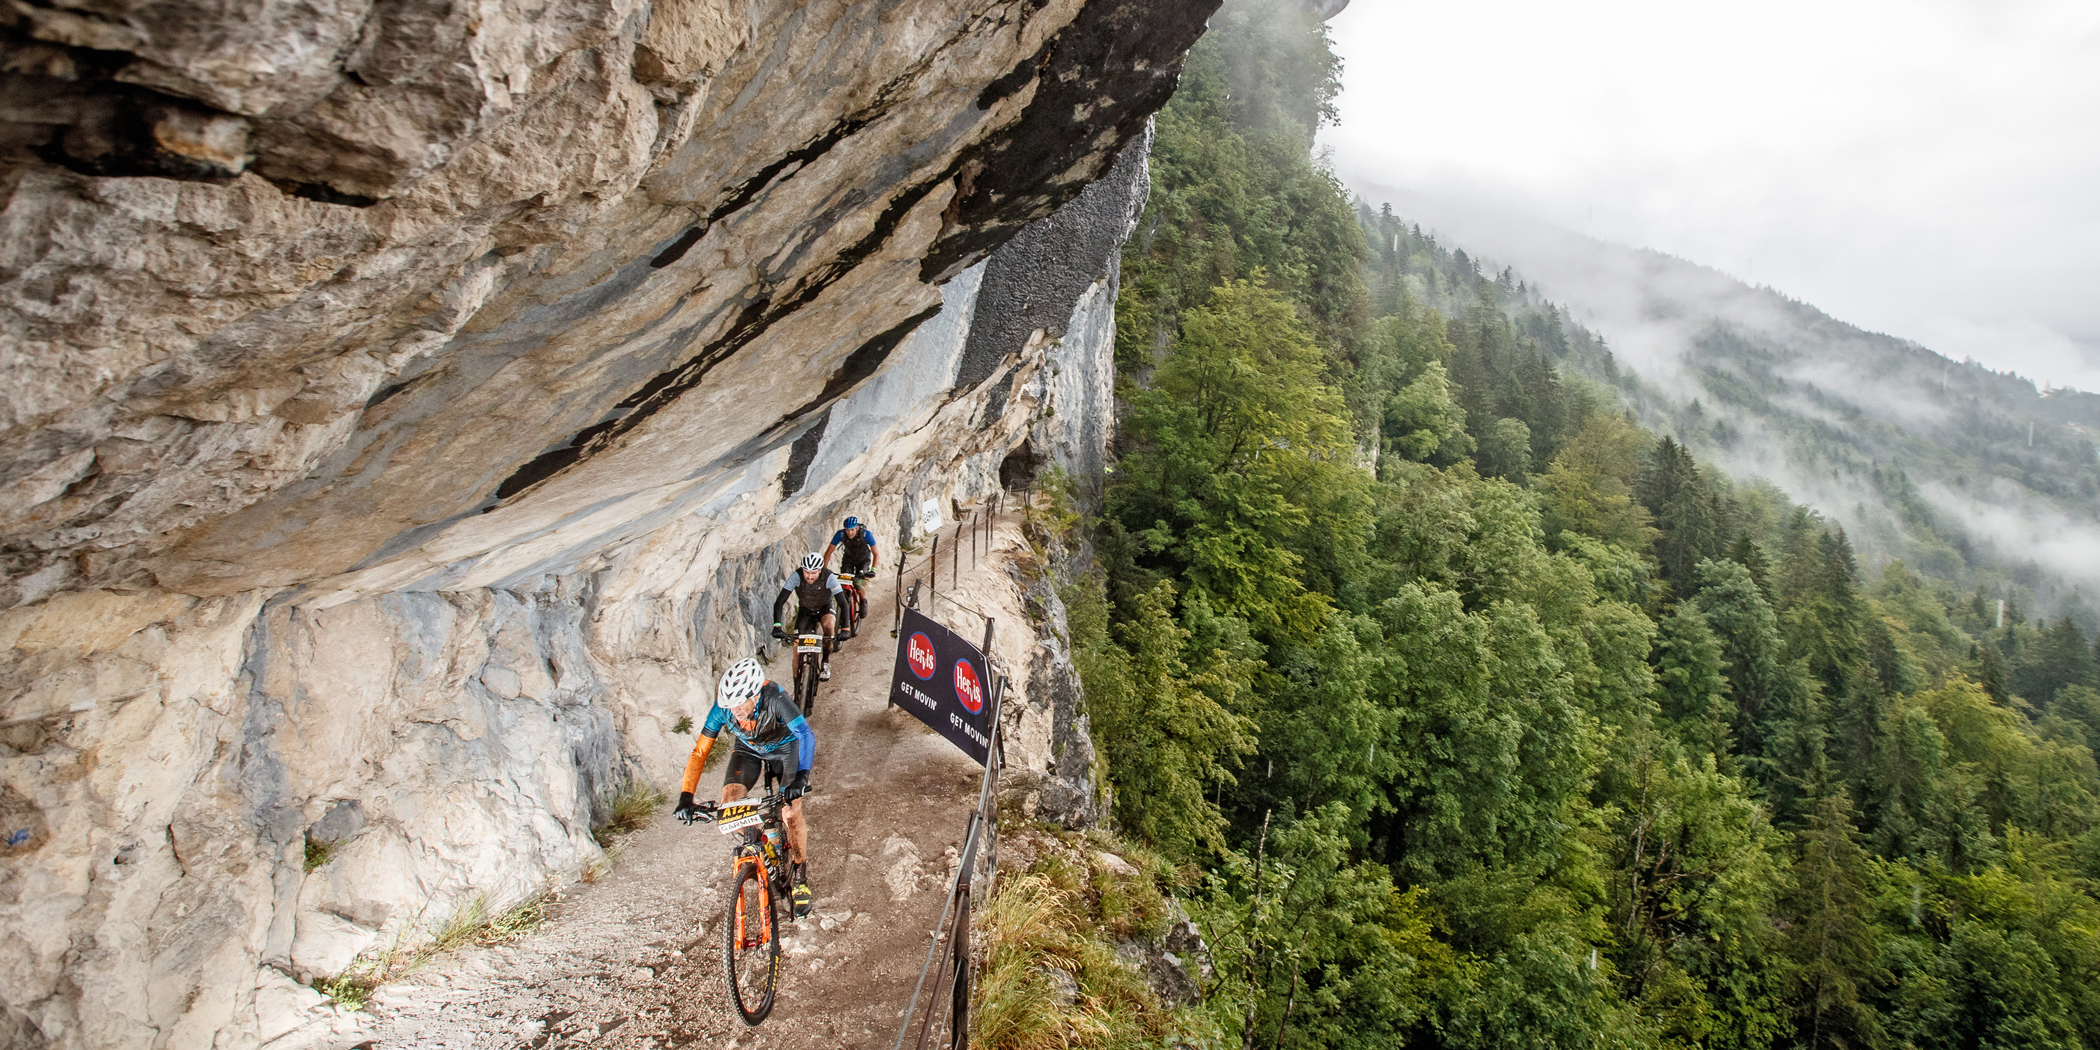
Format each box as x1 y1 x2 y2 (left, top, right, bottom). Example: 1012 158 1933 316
820 612 836 655
783 799 808 865
719 782 749 804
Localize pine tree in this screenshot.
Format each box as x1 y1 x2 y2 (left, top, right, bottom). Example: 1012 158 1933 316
1731 531 1774 602
1977 644 2010 705
1641 436 1729 596
1785 789 1886 1050
1654 600 1734 765
2022 616 2097 706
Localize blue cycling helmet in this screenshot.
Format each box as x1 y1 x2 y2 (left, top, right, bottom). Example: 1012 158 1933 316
842 516 861 528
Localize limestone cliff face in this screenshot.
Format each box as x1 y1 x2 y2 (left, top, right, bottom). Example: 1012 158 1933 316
0 0 1206 1044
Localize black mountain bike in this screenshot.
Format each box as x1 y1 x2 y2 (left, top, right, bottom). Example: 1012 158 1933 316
683 785 804 1025
790 627 826 716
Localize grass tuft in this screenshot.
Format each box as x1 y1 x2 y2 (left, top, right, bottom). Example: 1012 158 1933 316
973 827 1210 1050
316 973 375 1012
426 894 489 955
303 835 343 872
485 889 553 942
311 883 560 1011
582 852 615 884
672 715 695 734
592 779 666 847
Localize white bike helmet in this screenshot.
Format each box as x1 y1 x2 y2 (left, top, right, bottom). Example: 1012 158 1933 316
717 657 766 709
800 552 824 571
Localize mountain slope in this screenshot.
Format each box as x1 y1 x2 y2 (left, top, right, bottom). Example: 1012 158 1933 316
1354 202 2100 624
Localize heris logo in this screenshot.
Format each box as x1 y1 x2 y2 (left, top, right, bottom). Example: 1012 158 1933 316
907 632 937 680
953 658 983 714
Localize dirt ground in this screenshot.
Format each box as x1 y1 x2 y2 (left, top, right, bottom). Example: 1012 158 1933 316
355 515 1026 1049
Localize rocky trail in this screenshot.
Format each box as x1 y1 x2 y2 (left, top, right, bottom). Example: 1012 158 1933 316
354 516 1032 1049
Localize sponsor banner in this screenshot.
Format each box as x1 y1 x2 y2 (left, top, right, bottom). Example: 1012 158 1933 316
890 607 993 765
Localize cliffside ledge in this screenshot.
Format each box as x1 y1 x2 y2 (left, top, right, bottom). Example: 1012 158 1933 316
0 1 1215 1045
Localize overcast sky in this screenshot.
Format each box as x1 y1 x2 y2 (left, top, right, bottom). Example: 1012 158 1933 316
1320 0 2100 392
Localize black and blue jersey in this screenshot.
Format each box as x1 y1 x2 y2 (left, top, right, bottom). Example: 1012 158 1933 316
829 527 878 552
830 527 877 572
702 680 815 771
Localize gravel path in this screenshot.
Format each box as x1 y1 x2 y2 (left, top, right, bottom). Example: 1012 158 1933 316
354 523 1019 1049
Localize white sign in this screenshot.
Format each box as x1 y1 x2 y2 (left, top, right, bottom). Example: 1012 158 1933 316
919 497 944 534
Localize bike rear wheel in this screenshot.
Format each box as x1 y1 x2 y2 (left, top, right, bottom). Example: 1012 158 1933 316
724 863 781 1026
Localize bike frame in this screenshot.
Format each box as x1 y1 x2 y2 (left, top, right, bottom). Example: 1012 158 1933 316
839 579 861 634
792 631 824 712
687 788 797 904
688 786 800 1025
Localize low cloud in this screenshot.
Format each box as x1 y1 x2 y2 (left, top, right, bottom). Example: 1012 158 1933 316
1323 0 2100 393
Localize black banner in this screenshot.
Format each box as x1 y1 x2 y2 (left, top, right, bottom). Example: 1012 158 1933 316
891 607 992 765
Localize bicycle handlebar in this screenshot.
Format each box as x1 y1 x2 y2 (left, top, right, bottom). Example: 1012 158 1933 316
677 786 815 825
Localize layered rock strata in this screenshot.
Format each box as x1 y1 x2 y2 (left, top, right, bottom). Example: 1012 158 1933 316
0 0 1206 1045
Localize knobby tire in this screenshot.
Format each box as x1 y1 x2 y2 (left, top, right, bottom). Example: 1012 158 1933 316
724 863 780 1026
798 653 820 717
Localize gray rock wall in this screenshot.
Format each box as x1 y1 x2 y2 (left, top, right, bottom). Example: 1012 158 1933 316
0 0 1201 1044
0 0 1213 611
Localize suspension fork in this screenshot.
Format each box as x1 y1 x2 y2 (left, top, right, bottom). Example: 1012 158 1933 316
733 852 774 948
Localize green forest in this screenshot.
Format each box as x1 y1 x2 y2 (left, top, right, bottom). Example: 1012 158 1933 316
1348 203 2100 627
1020 1 2100 1047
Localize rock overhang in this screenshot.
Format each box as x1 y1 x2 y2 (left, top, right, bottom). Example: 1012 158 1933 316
0 0 1219 611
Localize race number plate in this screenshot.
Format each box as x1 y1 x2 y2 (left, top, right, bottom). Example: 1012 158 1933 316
717 801 762 835
795 634 824 655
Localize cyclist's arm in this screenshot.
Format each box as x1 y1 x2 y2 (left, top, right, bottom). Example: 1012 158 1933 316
866 533 879 568
771 586 792 627
822 542 838 568
788 714 814 773
680 708 731 794
828 576 849 621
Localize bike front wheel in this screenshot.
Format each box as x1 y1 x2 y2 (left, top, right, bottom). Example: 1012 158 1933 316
798 653 820 717
724 863 781 1026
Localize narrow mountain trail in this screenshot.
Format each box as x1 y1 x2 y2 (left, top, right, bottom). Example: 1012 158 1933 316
357 515 1032 1049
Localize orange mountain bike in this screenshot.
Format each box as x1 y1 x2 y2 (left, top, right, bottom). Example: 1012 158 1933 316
683 784 804 1025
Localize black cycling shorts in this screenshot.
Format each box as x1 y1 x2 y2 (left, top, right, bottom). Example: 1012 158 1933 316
793 607 831 633
725 749 790 790
840 549 873 575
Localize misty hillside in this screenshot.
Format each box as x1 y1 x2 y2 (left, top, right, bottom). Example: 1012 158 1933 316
1356 204 2100 625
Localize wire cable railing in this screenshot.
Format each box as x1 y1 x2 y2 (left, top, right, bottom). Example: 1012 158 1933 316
881 491 1012 1050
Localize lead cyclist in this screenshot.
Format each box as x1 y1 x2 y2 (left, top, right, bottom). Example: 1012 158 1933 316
675 657 816 917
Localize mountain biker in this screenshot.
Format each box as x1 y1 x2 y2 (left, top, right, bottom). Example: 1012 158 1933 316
676 657 816 917
823 516 879 577
772 552 849 681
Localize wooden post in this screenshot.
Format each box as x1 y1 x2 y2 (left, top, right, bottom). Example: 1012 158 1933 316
930 535 938 598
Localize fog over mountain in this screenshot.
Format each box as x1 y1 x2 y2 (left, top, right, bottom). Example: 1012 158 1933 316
1321 0 2100 394
1351 184 2100 621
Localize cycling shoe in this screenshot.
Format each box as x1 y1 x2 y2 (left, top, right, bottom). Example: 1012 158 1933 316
819 663 832 681
791 878 813 918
